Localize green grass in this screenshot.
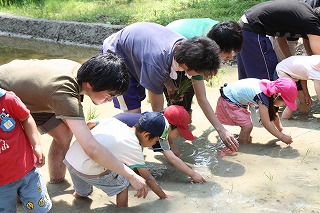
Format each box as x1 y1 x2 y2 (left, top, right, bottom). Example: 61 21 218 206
264 172 274 181
206 66 228 87
86 105 100 120
0 0 266 25
301 148 311 163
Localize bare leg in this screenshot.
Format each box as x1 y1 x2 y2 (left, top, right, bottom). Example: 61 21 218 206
281 106 294 119
283 90 310 119
238 124 253 144
297 90 310 114
116 187 128 208
48 122 73 183
148 90 164 112
314 80 320 100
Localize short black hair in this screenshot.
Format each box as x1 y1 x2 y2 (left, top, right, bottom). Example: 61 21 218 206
77 53 129 95
174 36 221 77
207 21 243 53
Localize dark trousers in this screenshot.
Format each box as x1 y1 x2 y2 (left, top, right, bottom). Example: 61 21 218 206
164 72 194 112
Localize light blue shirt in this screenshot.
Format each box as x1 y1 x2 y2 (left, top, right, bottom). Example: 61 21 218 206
0 88 6 97
223 78 266 106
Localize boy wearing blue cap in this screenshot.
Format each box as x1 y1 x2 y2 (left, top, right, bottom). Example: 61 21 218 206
64 112 171 207
109 105 205 183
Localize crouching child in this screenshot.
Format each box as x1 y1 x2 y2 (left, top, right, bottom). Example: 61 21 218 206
64 112 171 207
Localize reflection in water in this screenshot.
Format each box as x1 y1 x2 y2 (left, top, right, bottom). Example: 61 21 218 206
193 141 218 167
0 35 99 65
183 127 220 180
183 126 219 168
192 128 219 167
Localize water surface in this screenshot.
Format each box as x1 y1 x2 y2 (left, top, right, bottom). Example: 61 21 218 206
0 35 99 65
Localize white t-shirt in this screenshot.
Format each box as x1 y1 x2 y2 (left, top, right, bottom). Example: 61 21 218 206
64 118 145 176
276 55 320 81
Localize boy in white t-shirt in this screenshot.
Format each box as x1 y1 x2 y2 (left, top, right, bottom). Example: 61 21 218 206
64 112 171 207
276 55 320 119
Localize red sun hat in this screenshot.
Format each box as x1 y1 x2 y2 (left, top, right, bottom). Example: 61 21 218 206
164 105 195 140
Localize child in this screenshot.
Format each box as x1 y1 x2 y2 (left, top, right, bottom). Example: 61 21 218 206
276 55 320 119
215 78 298 146
110 105 205 183
64 112 171 208
0 88 52 212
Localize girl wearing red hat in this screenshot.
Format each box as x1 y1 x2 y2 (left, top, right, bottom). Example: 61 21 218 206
215 78 298 146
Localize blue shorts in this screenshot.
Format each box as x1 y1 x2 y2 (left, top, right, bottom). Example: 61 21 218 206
0 167 52 212
113 75 146 111
69 169 129 197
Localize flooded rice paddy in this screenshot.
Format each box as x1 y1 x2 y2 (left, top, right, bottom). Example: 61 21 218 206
2 35 320 213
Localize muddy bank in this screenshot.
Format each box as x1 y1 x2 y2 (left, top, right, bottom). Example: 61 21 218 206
0 12 124 48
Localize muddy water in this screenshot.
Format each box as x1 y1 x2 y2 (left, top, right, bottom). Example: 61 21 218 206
3 35 320 213
0 35 99 65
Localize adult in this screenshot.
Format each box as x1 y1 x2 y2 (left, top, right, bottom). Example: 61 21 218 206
0 53 148 198
269 0 320 118
271 0 320 61
165 19 243 117
102 22 238 152
166 19 242 62
237 0 320 81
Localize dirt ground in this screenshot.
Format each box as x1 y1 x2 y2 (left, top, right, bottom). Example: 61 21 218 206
2 13 318 212
12 65 320 213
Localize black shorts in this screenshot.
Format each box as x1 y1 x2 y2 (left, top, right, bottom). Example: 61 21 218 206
31 113 62 134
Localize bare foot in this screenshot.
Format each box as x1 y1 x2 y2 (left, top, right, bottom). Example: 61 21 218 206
234 134 252 144
298 103 310 114
73 192 90 199
49 178 66 184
